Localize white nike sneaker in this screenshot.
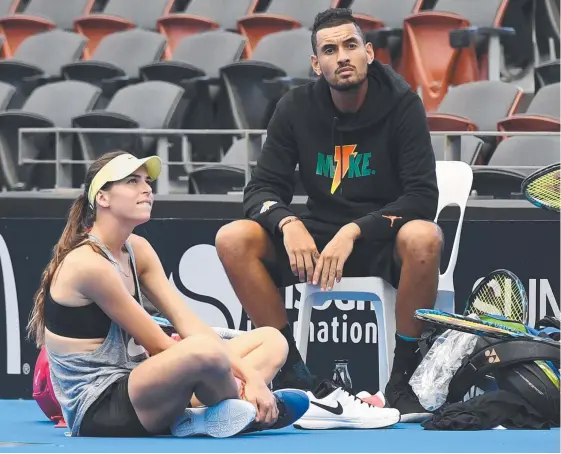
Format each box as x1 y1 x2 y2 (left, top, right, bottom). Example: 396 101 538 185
171 399 256 438
294 380 401 430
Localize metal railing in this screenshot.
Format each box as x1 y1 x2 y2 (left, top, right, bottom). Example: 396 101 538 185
15 128 561 195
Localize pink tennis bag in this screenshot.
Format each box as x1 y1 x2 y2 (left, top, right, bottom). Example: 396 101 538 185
32 347 67 428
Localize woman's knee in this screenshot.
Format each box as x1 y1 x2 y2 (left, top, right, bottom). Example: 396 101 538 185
254 327 289 368
176 335 231 377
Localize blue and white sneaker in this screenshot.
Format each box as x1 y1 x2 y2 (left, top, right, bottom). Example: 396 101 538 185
246 388 310 432
171 399 256 438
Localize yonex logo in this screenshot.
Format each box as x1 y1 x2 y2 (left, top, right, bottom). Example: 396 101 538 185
0 233 21 375
485 348 500 363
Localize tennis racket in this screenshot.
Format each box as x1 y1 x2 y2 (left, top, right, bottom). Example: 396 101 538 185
521 162 560 213
415 309 558 346
464 269 528 324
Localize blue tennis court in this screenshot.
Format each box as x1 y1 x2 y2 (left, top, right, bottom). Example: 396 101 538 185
0 400 559 453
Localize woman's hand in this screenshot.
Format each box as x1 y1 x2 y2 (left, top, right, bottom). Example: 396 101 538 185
242 377 278 427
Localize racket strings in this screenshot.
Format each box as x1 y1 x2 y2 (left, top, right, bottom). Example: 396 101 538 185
467 276 526 323
526 170 560 211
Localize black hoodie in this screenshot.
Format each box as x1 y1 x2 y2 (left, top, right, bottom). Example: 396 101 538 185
243 60 438 243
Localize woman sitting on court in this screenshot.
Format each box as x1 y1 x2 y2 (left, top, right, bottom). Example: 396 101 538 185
26 151 308 438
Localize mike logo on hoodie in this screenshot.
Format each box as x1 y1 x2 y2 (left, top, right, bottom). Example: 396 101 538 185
316 145 375 194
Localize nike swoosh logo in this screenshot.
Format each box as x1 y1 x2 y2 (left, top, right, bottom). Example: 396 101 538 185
311 401 343 415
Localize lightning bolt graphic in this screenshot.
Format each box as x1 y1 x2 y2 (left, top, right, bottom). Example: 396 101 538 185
331 145 357 194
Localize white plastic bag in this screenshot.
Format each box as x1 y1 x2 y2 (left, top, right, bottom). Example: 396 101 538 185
410 329 478 411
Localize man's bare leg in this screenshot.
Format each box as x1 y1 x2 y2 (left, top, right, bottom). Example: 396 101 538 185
216 220 315 390
385 220 443 419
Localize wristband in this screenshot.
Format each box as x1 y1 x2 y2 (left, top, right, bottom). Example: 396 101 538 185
280 216 300 233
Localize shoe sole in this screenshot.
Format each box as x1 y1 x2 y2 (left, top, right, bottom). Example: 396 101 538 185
171 399 256 438
399 412 432 423
294 410 401 430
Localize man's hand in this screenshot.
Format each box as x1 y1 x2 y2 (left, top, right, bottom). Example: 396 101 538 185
281 218 319 283
313 223 361 291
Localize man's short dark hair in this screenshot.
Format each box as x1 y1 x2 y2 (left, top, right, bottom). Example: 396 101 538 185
311 8 365 55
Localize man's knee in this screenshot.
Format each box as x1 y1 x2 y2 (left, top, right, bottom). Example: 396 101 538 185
396 220 443 264
215 220 270 264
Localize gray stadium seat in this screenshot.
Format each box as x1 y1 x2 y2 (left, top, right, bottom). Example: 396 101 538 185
472 136 561 197
349 0 423 65
220 29 316 136
238 0 337 56
0 81 101 190
498 83 560 132
0 0 92 57
72 81 186 161
431 135 485 164
62 29 167 101
427 81 523 132
74 0 175 58
0 30 87 108
140 30 247 165
140 30 246 94
0 82 15 110
158 0 257 52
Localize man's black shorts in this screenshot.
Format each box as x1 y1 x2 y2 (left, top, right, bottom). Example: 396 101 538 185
264 216 402 289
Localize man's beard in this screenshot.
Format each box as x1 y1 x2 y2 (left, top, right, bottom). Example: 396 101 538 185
328 73 367 92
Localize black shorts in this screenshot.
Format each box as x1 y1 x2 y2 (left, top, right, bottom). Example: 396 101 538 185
80 374 150 437
265 216 402 289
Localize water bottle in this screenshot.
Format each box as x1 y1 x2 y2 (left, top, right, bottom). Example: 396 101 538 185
333 359 353 391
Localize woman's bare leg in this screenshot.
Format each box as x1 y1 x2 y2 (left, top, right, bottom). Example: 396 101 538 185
227 326 288 384
128 334 240 434
189 327 288 408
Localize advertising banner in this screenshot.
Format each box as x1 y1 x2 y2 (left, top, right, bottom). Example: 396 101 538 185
0 218 559 398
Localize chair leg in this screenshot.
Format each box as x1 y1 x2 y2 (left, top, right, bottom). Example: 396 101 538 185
295 285 313 363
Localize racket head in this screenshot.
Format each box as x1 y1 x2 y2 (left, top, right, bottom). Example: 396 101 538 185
521 162 560 213
415 309 525 340
464 269 529 324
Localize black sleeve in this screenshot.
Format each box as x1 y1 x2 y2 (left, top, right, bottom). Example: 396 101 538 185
354 93 439 241
243 94 299 235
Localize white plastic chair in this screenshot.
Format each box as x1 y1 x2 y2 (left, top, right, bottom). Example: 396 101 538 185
294 161 474 392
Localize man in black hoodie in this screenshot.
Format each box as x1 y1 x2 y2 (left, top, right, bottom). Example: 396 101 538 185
216 8 442 420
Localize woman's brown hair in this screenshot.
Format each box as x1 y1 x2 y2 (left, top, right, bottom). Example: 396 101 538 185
27 151 128 347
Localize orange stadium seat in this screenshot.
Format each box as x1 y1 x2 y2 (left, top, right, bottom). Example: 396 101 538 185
0 0 94 57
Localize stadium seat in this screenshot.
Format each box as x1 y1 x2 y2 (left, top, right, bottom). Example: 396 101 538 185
0 30 87 108
62 29 167 102
220 29 317 136
0 80 101 190
497 83 560 133
237 0 338 57
401 0 512 112
0 0 18 56
431 135 485 164
0 81 15 110
72 81 186 162
140 30 246 98
74 0 174 58
157 0 258 55
349 0 423 66
472 135 561 198
427 80 523 132
187 137 254 194
0 0 93 57
534 59 560 90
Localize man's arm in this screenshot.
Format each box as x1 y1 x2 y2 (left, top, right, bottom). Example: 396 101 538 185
353 93 439 241
243 94 299 234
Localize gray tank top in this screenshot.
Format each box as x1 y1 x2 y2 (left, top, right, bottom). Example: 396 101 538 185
46 235 149 436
